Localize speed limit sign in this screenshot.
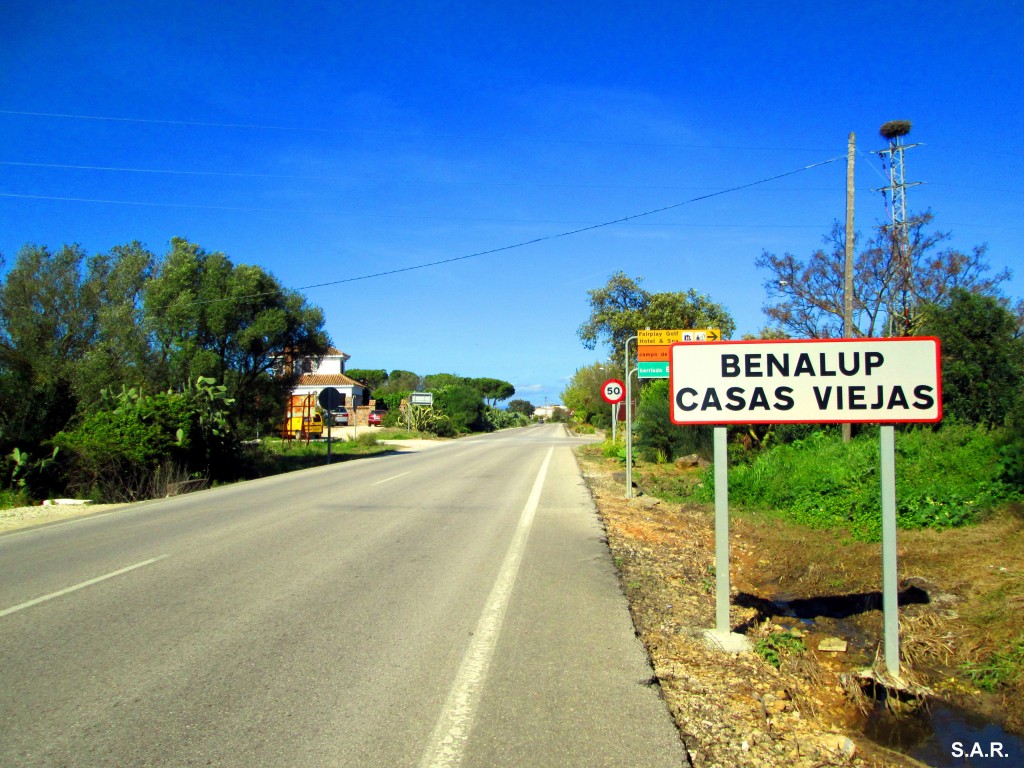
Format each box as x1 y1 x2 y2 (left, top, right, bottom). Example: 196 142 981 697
601 378 626 404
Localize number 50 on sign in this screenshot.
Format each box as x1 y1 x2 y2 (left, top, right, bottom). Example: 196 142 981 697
601 379 626 405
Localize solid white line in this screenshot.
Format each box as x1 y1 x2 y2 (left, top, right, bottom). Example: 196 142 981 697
0 555 169 618
373 472 411 486
418 447 554 768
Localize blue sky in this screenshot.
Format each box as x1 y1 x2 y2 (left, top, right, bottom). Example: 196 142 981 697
2 2 1022 405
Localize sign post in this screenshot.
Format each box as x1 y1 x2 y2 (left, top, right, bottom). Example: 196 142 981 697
408 391 433 431
318 387 344 465
601 379 626 445
669 338 942 669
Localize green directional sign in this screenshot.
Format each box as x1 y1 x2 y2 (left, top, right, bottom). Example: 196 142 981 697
638 362 669 379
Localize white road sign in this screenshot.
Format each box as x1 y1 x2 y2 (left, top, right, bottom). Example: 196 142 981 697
670 338 942 425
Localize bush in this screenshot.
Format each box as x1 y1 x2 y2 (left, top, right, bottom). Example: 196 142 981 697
635 380 713 462
695 425 1019 540
53 378 235 502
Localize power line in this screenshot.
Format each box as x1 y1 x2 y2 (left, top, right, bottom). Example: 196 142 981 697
0 191 834 226
0 159 847 192
0 109 835 151
163 154 847 309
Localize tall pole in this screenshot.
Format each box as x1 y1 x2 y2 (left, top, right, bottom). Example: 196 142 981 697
843 132 855 443
624 335 637 499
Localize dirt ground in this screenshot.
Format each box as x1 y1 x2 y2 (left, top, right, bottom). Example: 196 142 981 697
575 444 1024 768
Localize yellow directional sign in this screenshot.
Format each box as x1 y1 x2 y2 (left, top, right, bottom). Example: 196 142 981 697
638 328 720 346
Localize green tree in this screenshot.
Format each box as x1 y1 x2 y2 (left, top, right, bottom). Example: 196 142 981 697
578 271 735 364
144 238 330 435
347 369 389 390
0 244 102 457
635 379 712 461
470 377 515 406
74 241 158 408
561 363 613 426
507 399 536 417
424 373 465 390
918 289 1024 427
377 370 422 394
432 383 485 432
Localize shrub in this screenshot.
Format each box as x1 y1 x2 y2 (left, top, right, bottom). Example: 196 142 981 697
53 378 235 502
635 380 712 462
696 425 1018 540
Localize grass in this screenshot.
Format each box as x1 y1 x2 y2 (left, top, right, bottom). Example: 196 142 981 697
693 425 1019 541
236 434 393 478
962 637 1024 692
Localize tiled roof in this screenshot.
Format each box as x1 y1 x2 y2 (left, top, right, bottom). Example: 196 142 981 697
297 373 366 387
325 347 349 357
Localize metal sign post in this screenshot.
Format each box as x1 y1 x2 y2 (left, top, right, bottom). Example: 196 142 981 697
880 425 900 676
318 387 344 465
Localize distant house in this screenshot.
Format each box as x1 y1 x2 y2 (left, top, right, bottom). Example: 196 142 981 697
288 347 370 409
532 405 563 420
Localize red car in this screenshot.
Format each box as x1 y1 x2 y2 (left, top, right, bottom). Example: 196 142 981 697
367 410 384 426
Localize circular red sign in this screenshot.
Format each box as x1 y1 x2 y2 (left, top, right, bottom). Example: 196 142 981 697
601 379 626 404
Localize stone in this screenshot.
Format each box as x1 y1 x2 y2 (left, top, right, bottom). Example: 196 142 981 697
818 637 848 653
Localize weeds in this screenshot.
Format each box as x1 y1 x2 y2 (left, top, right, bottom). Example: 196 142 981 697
962 637 1024 692
754 631 807 669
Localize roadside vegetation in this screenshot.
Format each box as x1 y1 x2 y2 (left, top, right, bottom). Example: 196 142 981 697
0 239 531 507
566 214 1024 745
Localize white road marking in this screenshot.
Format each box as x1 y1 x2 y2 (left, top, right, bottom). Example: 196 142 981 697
373 472 411 485
0 555 169 617
418 447 554 768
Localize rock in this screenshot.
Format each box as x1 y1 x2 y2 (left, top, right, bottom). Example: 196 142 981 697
818 637 848 653
674 453 710 469
822 734 857 759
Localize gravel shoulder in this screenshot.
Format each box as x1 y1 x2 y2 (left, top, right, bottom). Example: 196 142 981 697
0 502 130 533
575 448 927 768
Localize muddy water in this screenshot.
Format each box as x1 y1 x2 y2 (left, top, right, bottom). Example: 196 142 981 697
864 699 1023 766
765 593 1022 766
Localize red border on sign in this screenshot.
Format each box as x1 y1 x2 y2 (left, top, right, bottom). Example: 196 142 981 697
668 337 942 425
601 378 626 405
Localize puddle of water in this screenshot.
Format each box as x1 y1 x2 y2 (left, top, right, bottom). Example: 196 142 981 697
863 699 1024 766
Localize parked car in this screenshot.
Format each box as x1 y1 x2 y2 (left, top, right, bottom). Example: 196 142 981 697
367 410 385 426
331 408 350 426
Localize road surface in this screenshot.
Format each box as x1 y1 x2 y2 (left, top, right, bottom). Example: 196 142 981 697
0 424 684 767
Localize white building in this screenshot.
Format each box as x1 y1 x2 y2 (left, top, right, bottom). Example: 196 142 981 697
289 348 371 409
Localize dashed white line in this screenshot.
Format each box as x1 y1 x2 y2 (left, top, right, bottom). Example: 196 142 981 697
373 472 411 485
0 555 169 617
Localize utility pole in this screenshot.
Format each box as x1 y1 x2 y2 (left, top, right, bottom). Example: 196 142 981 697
843 132 855 443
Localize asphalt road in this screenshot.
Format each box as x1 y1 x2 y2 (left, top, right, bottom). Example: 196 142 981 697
0 424 684 767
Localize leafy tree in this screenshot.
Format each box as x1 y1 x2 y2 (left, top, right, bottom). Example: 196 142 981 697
377 370 422 394
0 244 102 457
432 383 485 432
347 369 389 390
507 399 536 417
144 237 330 435
74 241 158 407
757 212 1010 339
470 377 515 405
578 271 735 364
918 289 1024 427
424 373 465 390
561 363 613 425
